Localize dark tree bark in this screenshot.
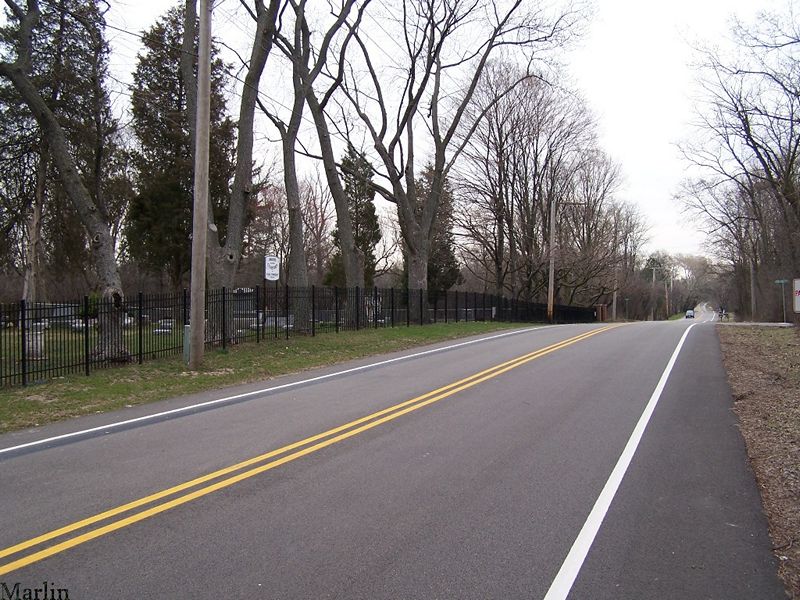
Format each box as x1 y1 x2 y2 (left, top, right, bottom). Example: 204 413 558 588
0 0 127 359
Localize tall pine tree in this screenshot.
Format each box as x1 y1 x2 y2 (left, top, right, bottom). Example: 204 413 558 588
407 165 462 292
126 6 235 291
325 144 381 288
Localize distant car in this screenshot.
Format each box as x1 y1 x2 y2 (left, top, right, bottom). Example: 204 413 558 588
685 309 695 319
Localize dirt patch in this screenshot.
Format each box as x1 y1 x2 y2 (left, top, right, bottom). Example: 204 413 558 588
718 325 800 599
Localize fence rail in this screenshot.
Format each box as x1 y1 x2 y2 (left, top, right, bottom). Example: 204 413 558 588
0 286 596 388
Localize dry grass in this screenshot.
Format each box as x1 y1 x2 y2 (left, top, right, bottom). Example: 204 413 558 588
718 325 800 599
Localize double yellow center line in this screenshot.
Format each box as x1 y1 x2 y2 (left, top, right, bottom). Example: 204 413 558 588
0 325 618 575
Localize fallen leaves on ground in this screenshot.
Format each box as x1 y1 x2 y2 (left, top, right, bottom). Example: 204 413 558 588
719 325 800 599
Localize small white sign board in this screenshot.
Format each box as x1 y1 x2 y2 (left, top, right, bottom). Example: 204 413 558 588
264 256 280 281
794 278 800 313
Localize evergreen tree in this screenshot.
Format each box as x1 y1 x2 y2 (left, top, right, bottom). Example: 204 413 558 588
1 0 129 299
1 0 118 285
125 6 235 290
325 144 381 287
406 165 462 291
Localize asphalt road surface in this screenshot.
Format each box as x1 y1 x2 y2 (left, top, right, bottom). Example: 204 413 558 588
0 314 785 599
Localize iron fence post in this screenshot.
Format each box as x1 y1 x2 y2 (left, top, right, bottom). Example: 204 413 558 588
433 294 438 324
391 288 395 327
406 288 410 327
445 291 448 323
20 299 27 386
311 285 316 337
455 291 459 323
138 292 144 364
419 289 423 325
263 278 267 336
222 287 227 350
373 287 378 329
0 305 5 385
335 286 339 333
256 285 261 343
285 284 290 341
355 286 360 331
83 295 90 376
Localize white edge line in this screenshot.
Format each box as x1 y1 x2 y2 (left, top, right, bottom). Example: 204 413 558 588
542 322 698 600
1 325 562 455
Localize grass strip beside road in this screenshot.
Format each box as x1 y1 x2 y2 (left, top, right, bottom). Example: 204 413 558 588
0 322 525 434
0 325 617 576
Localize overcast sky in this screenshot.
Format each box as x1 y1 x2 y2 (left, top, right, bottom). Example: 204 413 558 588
566 0 784 256
98 0 788 258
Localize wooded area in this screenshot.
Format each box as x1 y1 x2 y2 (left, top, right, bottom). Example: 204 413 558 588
1 0 797 345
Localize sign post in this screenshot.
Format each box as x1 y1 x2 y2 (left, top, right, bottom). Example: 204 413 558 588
775 279 789 323
793 278 800 315
263 256 280 334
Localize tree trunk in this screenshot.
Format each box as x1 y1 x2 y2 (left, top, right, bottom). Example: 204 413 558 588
22 147 47 304
206 0 279 293
307 93 364 288
0 62 127 360
406 231 429 324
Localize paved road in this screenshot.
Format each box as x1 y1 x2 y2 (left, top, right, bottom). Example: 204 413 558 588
0 317 784 599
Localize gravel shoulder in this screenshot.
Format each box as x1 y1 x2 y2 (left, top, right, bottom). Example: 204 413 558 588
718 324 800 599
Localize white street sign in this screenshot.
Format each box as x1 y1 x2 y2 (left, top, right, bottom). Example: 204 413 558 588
264 255 280 281
794 278 800 314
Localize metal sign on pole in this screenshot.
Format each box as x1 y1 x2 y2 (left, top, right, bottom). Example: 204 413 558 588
264 255 280 281
793 278 800 314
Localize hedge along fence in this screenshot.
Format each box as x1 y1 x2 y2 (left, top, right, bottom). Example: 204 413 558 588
0 285 597 388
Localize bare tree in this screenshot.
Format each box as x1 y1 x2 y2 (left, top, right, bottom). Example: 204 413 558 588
454 61 523 298
179 0 281 290
304 2 371 289
301 170 335 284
242 180 291 276
558 149 622 306
681 3 800 320
258 0 360 291
342 0 582 316
455 64 597 304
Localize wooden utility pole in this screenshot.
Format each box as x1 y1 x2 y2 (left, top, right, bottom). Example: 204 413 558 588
546 196 556 322
189 0 211 369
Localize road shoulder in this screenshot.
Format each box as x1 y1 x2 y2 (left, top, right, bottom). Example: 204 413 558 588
719 324 800 599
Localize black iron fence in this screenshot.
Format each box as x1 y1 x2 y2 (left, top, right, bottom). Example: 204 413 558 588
0 285 596 387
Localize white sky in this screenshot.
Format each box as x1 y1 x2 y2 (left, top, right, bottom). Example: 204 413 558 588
566 0 784 256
